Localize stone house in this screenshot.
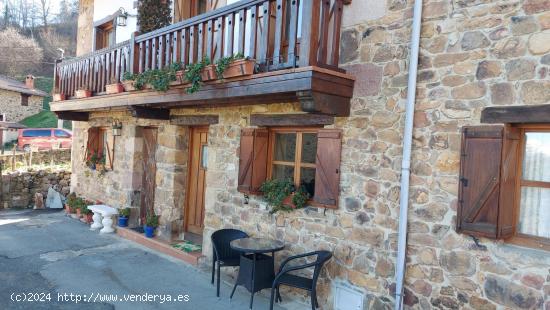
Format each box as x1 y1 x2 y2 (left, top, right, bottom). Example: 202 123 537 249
0 75 46 122
53 0 549 309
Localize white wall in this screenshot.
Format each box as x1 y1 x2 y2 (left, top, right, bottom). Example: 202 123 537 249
93 0 138 44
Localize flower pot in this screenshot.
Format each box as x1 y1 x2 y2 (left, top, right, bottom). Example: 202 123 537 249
175 70 186 84
96 163 105 171
144 225 155 238
75 89 92 98
201 65 216 81
53 93 66 101
222 59 255 79
282 194 297 209
84 213 93 224
122 80 137 91
76 208 82 218
106 83 124 94
64 204 71 214
118 216 129 227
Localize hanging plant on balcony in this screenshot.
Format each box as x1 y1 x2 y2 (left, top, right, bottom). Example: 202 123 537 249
259 178 310 214
185 57 211 94
137 0 172 34
122 72 139 91
214 53 255 79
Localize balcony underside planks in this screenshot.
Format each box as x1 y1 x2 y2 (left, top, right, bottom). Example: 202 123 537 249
50 67 355 117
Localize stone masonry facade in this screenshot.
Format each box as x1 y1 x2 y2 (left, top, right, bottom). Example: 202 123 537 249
70 0 550 309
0 89 42 122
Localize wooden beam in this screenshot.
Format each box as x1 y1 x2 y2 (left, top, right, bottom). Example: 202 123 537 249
250 114 334 126
481 104 550 124
129 106 170 120
298 90 350 116
170 115 219 126
55 111 89 121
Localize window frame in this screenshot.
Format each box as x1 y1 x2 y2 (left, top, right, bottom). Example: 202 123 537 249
86 127 114 171
266 127 320 201
21 94 29 106
509 124 550 251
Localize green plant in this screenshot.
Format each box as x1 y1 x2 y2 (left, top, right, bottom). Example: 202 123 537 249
146 214 159 227
122 71 138 81
259 178 310 214
214 53 245 79
72 197 86 212
185 57 211 94
132 62 184 92
66 192 77 208
119 208 131 218
81 205 92 215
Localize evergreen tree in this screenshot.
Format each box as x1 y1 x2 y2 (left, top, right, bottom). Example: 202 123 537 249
137 0 172 34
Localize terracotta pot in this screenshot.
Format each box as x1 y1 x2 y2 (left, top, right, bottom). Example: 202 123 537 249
53 93 66 101
106 83 124 94
76 208 82 218
96 163 105 171
84 213 93 224
201 65 216 81
175 70 186 84
122 80 137 91
64 204 71 214
75 89 92 98
282 193 297 209
221 59 255 79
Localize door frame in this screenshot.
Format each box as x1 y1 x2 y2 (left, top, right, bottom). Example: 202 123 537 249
184 126 209 234
140 126 159 224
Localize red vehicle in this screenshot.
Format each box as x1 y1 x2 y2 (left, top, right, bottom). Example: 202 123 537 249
17 128 72 151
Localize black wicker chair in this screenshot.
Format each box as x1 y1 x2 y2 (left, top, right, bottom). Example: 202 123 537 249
211 228 249 297
269 250 332 310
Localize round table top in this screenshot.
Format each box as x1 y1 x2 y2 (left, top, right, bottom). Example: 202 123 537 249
230 237 285 254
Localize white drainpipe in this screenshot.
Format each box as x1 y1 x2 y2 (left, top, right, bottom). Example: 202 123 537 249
394 0 423 309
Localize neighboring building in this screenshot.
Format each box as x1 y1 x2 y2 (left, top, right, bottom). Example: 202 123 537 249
0 75 47 122
53 0 550 309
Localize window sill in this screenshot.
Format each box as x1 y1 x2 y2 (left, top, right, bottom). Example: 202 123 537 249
507 235 550 252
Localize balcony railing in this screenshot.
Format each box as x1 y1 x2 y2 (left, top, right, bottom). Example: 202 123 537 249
54 0 345 99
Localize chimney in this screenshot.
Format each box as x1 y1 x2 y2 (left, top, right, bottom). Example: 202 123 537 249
25 75 34 89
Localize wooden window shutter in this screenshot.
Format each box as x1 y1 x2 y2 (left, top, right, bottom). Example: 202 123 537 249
84 127 99 161
104 130 115 170
237 128 268 194
457 125 519 239
313 129 342 207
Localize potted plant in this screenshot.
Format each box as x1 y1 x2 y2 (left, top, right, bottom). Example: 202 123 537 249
75 198 86 218
81 206 93 224
53 93 66 101
122 72 138 91
95 154 106 171
65 192 76 214
144 213 159 238
259 178 310 214
215 53 255 79
75 88 92 98
106 77 125 94
185 58 211 94
86 151 100 170
118 208 131 227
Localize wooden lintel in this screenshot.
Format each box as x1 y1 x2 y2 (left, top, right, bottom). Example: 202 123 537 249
481 104 550 124
250 114 334 127
55 111 89 121
130 106 170 120
170 115 219 126
298 90 351 117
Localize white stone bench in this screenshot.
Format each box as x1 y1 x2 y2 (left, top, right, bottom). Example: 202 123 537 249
88 205 118 234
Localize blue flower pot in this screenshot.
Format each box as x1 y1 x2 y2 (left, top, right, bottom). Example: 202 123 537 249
144 225 155 238
118 216 128 227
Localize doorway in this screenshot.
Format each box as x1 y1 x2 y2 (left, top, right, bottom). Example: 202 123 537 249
184 126 208 240
140 127 158 224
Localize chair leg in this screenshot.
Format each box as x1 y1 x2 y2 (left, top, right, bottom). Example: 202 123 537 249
269 285 277 310
211 260 215 284
276 285 282 302
230 282 238 299
311 291 318 310
216 263 221 297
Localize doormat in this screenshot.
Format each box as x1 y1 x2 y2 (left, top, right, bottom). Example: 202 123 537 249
171 240 202 253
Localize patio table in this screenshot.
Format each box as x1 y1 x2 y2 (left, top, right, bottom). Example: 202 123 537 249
230 237 285 309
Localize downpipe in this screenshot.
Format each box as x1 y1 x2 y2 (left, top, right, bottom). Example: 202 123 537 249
394 0 423 310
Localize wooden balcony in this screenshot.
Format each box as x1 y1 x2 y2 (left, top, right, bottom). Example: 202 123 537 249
51 0 354 118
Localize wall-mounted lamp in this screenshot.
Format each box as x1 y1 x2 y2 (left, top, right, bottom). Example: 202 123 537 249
117 7 136 27
112 120 122 136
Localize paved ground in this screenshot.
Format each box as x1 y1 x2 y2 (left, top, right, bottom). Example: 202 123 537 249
0 209 294 310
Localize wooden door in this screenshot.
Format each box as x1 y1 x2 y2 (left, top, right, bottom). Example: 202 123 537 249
185 126 208 234
141 127 158 223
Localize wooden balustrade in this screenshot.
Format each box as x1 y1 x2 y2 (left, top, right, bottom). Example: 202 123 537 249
54 0 344 99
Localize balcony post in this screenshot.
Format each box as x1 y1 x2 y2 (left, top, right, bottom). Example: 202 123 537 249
298 0 320 67
129 33 139 74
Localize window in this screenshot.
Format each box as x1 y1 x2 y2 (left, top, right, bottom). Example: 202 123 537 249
513 127 550 249
21 94 29 106
22 129 51 137
94 20 115 50
237 127 342 208
173 0 209 23
86 127 115 170
54 129 71 138
268 128 318 196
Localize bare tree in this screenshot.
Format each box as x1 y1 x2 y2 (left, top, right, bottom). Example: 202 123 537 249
38 0 49 30
0 27 43 76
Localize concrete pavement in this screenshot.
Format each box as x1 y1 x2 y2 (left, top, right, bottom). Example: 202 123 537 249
0 209 294 310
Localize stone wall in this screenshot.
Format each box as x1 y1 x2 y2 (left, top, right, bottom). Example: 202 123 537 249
76 0 94 56
0 169 70 208
0 89 42 122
